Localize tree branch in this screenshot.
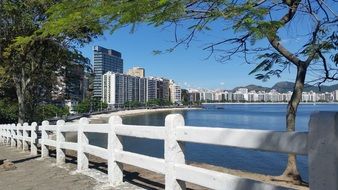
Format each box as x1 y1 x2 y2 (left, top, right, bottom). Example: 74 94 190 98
266 0 303 66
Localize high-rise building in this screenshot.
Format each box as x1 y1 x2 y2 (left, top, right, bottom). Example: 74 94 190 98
334 90 338 101
102 72 147 107
52 61 87 102
157 78 170 101
127 67 145 78
146 78 157 101
102 69 174 107
146 77 170 101
188 89 201 102
93 46 123 98
169 80 181 104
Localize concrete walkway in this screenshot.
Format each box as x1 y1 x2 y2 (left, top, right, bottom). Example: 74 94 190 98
0 146 142 190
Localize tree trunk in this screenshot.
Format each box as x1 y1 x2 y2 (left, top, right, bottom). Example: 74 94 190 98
281 64 307 183
13 68 29 124
15 82 26 124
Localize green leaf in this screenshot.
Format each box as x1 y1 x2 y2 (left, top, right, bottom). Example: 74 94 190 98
249 59 269 75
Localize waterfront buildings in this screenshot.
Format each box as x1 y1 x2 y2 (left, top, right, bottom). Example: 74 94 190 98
156 77 170 101
127 67 145 78
188 90 201 102
187 88 337 103
50 58 93 113
146 77 157 101
102 71 172 107
102 72 147 107
93 46 123 98
52 61 87 102
334 90 338 102
169 80 182 104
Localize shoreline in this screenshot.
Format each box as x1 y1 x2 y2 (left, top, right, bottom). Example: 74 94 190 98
89 107 201 120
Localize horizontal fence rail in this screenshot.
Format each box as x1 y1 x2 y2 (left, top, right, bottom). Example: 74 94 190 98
176 126 308 155
1 112 337 190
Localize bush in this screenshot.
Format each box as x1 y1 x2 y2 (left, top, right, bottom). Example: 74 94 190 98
75 98 108 113
0 98 18 123
34 104 69 122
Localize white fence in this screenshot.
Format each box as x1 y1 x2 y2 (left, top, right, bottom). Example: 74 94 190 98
0 112 337 190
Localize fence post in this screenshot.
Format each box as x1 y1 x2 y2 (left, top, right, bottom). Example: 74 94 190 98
41 121 49 158
11 124 16 147
56 120 66 165
7 125 12 146
2 125 5 145
17 123 22 149
4 125 9 146
30 122 38 156
77 117 89 171
165 114 186 190
23 123 29 151
108 116 123 186
4 125 7 145
308 112 338 190
3 125 6 145
1 125 4 145
6 125 11 146
3 125 7 145
2 125 7 145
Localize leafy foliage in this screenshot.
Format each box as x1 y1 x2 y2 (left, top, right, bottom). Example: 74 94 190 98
75 99 91 114
75 98 108 113
33 104 69 122
0 98 18 123
146 99 172 107
0 0 96 122
41 0 337 83
181 89 190 105
249 53 289 81
124 101 142 108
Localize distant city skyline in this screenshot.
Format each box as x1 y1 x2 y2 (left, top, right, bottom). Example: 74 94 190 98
188 88 338 103
78 24 336 90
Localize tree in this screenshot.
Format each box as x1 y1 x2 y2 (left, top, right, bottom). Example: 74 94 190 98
34 0 338 184
75 98 108 113
33 104 69 122
0 98 18 123
0 0 97 123
124 100 142 108
181 89 190 105
75 99 91 113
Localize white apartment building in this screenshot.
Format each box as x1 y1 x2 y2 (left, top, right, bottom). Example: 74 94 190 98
102 72 172 107
235 88 249 101
214 91 228 102
102 72 147 107
169 80 182 104
102 72 116 105
334 90 338 101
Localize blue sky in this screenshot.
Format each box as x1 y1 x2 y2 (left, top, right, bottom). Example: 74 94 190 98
78 23 304 90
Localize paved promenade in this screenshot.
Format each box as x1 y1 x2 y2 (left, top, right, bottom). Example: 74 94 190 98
0 146 141 190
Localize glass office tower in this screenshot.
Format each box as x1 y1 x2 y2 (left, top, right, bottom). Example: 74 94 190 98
93 46 123 98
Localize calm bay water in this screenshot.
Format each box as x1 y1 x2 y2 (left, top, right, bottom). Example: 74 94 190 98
88 104 338 182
